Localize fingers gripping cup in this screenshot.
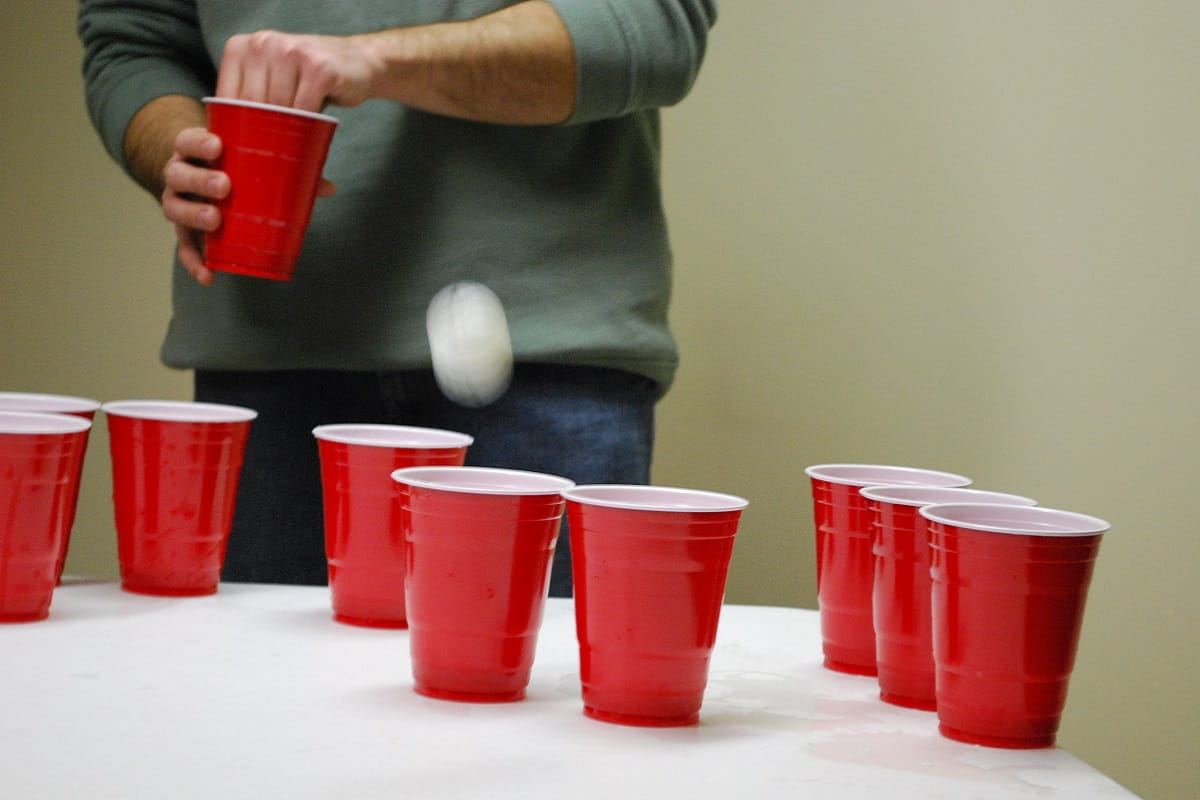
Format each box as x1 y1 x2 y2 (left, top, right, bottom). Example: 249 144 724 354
0 392 100 583
313 424 473 629
564 485 749 727
392 466 575 702
202 98 339 281
859 485 1037 710
0 412 92 622
804 464 971 675
919 503 1109 748
102 401 257 596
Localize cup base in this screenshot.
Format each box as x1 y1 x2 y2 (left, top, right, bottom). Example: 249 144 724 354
823 656 878 677
880 690 936 711
938 723 1055 749
583 706 700 728
414 684 525 704
0 609 50 624
121 582 218 598
333 612 407 630
205 258 293 282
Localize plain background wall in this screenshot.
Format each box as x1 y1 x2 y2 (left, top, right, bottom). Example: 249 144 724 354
1 3 1196 798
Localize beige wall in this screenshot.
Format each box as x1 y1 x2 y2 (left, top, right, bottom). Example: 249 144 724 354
1 3 1196 798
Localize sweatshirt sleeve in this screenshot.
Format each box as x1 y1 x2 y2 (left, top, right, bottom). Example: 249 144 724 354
78 0 216 173
544 0 717 123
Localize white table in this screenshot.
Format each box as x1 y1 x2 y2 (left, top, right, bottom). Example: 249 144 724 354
1 581 1137 799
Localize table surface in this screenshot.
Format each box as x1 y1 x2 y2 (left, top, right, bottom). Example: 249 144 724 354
1 580 1138 800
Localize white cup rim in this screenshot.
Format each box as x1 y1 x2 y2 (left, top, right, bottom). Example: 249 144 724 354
312 423 473 448
918 502 1110 537
391 466 574 496
0 392 101 414
805 463 971 488
561 484 749 512
0 410 92 435
101 400 258 423
202 96 340 124
860 485 1037 508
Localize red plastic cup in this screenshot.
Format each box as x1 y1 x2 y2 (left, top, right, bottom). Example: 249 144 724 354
202 97 339 281
920 502 1109 748
0 411 92 622
313 424 473 629
564 485 749 727
102 401 257 596
804 464 971 675
392 466 575 702
0 392 100 582
860 486 1038 710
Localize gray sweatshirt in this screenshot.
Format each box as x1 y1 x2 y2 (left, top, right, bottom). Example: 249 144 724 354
78 0 717 393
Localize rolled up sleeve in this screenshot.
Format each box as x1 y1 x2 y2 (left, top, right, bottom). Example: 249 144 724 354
78 0 215 170
545 0 717 123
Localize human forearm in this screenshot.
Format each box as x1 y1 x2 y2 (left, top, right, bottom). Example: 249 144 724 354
216 1 575 124
122 94 207 197
357 1 576 125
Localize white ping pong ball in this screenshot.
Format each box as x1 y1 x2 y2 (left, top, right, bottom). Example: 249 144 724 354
426 281 514 407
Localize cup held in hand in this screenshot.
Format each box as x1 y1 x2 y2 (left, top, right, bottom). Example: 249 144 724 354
202 98 339 281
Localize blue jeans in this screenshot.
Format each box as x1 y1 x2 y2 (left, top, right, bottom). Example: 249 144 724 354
195 364 657 597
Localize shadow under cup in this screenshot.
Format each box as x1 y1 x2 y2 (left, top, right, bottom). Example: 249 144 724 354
564 485 749 727
920 502 1109 749
0 412 92 622
313 424 473 629
103 401 257 597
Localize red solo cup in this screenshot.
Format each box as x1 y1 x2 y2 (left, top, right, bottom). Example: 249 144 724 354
102 401 257 597
860 486 1037 710
920 502 1109 748
804 464 971 675
0 392 100 583
202 97 339 281
564 484 749 727
392 466 575 702
313 424 473 629
0 412 92 622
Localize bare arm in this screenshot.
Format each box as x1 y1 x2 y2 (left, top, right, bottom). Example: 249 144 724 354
216 0 576 123
119 94 225 285
123 94 208 197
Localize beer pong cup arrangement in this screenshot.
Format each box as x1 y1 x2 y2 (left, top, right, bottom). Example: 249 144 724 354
1 388 1113 751
392 466 575 702
0 392 100 582
0 412 92 622
563 485 749 726
804 464 971 675
859 485 1038 710
202 97 339 281
102 400 257 596
919 503 1109 749
313 424 473 628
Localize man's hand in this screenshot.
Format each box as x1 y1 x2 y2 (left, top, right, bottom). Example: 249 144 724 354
216 32 376 113
158 126 338 286
161 127 227 286
122 95 229 286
